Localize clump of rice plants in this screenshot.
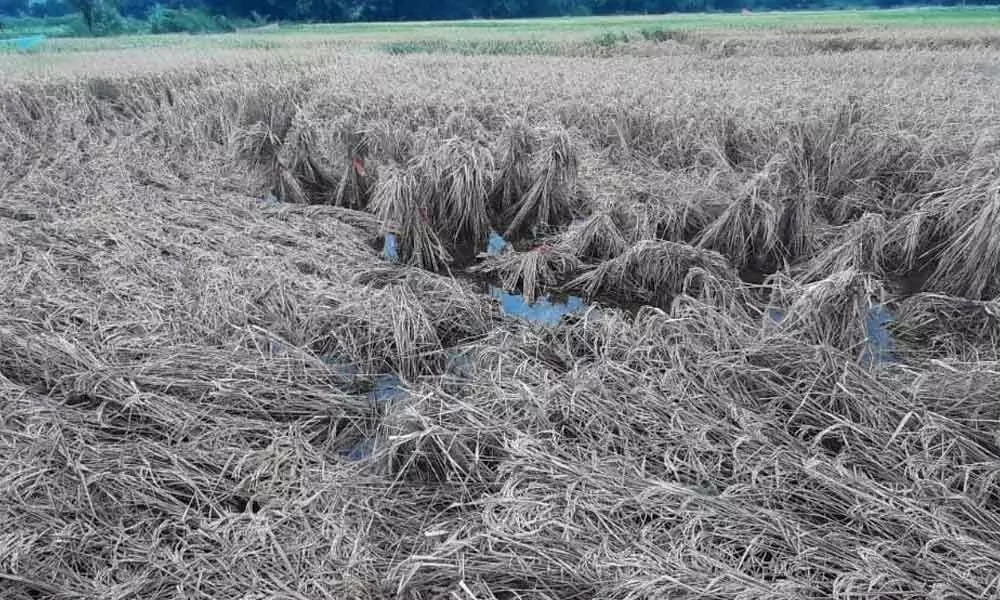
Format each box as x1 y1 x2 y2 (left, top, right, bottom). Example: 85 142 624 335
894 293 1000 359
885 162 1000 298
232 101 374 207
768 269 886 351
418 136 494 252
697 160 784 270
371 136 496 268
499 128 580 239
798 212 890 282
315 270 497 378
471 242 581 302
229 85 297 167
370 165 452 271
777 191 825 261
561 209 630 261
272 109 341 204
489 118 535 226
569 240 735 308
924 179 1000 299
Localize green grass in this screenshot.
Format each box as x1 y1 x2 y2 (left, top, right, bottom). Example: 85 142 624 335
381 38 570 56
0 15 75 39
288 6 1000 37
2 6 998 55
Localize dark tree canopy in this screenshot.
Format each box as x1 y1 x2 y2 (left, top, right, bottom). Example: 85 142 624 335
2 0 996 26
207 0 995 20
0 0 28 17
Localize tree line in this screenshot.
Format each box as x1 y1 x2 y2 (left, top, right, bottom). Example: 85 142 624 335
1 0 994 33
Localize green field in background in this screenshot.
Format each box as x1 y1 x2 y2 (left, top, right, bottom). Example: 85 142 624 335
2 6 998 55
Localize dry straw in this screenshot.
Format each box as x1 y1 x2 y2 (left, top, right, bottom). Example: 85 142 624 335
500 128 579 238
371 165 452 270
569 240 735 307
471 243 581 302
5 32 1000 600
697 158 785 268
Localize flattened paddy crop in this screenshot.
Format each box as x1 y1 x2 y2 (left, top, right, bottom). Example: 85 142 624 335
3 16 1000 599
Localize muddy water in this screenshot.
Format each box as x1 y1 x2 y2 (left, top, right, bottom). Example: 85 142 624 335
861 304 896 367
382 233 399 261
381 229 594 326
489 287 587 326
767 305 896 367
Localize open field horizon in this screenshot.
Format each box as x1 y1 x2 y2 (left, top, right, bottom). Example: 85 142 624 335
3 5 1000 57
3 11 1000 600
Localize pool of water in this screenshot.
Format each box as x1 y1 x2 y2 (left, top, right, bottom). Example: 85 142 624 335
766 304 895 367
489 286 587 326
369 373 406 407
378 229 588 325
382 229 508 263
347 438 375 461
861 304 896 368
345 374 407 462
2 35 46 52
486 230 509 256
382 233 399 261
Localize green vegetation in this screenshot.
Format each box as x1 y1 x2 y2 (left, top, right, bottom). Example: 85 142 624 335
2 6 1000 53
381 38 570 55
1 0 999 39
148 6 235 33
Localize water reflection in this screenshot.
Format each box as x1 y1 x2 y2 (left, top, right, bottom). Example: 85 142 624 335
486 230 509 256
766 305 895 367
489 286 587 326
382 233 399 261
861 304 896 367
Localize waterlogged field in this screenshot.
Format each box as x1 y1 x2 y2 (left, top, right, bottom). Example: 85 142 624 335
3 10 1000 599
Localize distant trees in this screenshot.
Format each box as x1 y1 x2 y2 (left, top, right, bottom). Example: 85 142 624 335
68 0 98 29
0 0 28 17
25 0 74 17
66 0 125 33
2 0 997 26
